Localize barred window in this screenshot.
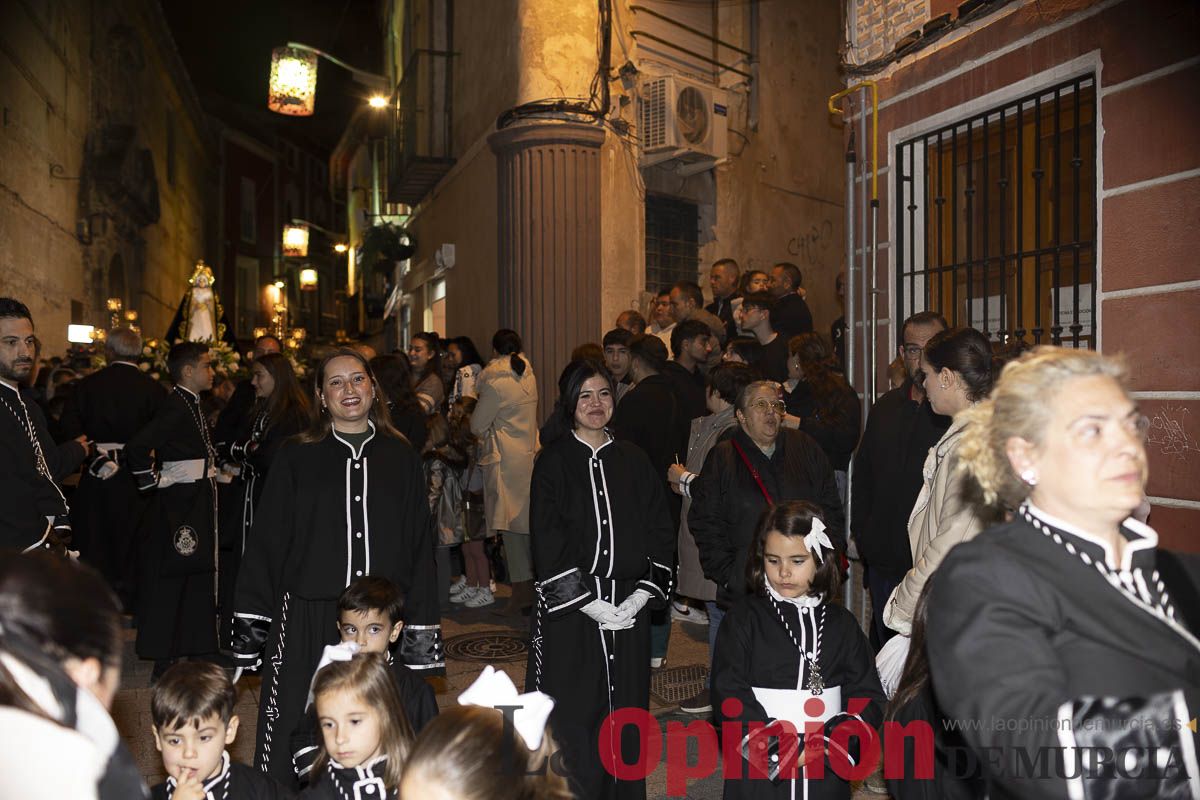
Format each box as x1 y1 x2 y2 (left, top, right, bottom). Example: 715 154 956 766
645 194 699 294
895 75 1097 348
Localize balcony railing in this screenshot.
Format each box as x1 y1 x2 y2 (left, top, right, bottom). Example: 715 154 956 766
387 48 456 206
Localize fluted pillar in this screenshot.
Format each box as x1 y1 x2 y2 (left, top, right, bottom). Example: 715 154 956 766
489 121 606 420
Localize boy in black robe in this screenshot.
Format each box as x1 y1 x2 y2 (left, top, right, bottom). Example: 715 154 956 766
151 661 292 799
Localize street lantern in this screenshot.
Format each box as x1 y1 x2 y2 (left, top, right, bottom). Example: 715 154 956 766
268 46 319 116
282 223 309 257
299 267 319 291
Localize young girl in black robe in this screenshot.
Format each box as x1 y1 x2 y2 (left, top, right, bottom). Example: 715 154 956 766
712 501 885 800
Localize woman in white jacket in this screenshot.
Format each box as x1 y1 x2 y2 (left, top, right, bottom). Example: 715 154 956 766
884 327 1000 640
0 552 146 800
470 329 540 613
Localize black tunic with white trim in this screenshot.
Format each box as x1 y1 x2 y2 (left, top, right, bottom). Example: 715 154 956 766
125 385 220 660
152 752 294 799
527 432 675 800
927 504 1200 800
234 423 440 785
712 594 885 800
299 755 396 800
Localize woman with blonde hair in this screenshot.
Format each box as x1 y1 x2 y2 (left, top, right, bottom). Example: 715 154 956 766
926 346 1200 799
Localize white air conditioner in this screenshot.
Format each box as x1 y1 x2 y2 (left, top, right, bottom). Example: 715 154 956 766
639 74 728 165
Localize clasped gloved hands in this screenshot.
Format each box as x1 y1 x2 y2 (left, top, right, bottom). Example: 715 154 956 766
581 589 653 631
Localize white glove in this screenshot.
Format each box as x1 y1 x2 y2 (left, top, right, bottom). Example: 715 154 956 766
615 589 652 621
581 598 634 631
875 633 911 699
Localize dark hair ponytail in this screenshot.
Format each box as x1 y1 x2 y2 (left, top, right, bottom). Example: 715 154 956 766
923 327 995 402
492 329 526 376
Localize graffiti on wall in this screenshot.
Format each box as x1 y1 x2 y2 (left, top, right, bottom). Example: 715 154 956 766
786 219 834 269
1146 405 1200 461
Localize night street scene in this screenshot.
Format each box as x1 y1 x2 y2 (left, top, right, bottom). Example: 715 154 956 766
0 0 1198 798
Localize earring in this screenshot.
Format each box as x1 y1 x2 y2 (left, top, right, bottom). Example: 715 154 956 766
1020 468 1038 486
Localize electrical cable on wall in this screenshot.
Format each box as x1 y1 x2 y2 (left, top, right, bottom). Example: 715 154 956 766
496 0 614 129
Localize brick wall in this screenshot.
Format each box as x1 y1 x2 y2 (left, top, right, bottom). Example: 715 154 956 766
851 0 929 65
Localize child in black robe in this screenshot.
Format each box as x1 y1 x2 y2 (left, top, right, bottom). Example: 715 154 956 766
151 661 293 799
713 501 885 800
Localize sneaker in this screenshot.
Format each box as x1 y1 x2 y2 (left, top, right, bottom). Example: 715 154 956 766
670 601 709 626
680 689 712 714
450 586 478 604
463 587 495 608
650 657 666 669
448 576 468 596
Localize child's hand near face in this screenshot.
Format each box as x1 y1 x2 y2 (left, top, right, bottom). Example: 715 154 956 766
172 771 206 800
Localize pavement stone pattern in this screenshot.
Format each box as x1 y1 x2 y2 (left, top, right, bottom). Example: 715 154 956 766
111 589 885 798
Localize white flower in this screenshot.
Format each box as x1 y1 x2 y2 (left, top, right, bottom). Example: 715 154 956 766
143 347 151 356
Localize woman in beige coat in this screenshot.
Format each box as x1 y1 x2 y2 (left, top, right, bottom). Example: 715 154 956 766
470 329 539 612
883 327 1000 638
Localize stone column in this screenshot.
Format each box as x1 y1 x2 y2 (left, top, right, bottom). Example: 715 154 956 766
489 121 606 420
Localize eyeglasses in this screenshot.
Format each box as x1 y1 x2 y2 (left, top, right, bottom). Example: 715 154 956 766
901 344 924 358
748 399 786 415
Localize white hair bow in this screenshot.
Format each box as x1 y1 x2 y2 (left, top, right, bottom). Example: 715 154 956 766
305 641 360 709
804 518 834 563
458 665 555 750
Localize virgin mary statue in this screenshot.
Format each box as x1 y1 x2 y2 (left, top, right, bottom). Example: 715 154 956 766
166 261 237 346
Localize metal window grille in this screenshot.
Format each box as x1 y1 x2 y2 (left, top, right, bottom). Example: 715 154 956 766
895 75 1097 348
645 194 700 294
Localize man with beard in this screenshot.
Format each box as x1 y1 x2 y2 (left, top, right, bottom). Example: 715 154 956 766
59 327 168 607
0 298 85 552
851 310 949 647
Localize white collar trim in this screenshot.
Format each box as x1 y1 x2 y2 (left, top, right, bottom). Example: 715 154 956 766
1026 502 1157 571
572 429 614 457
332 419 377 459
174 384 199 400
765 581 824 608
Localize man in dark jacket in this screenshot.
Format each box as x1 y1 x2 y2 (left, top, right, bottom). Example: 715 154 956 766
688 380 844 609
60 327 168 606
768 262 814 340
705 258 741 342
851 310 948 647
661 319 711 425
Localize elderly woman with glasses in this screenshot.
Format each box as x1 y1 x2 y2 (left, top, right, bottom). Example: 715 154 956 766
926 347 1200 800
689 380 845 617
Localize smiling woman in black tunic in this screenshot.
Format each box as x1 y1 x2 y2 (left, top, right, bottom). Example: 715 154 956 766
528 359 675 800
230 349 441 785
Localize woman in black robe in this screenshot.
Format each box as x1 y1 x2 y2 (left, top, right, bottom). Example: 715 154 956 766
230 349 441 785
928 346 1200 799
527 359 674 800
218 353 308 641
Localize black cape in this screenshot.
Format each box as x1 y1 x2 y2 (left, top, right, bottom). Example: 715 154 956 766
234 423 442 783
59 362 167 601
0 381 76 550
527 433 675 800
151 754 294 799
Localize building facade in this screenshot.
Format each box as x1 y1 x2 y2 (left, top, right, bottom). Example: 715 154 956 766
838 0 1200 551
333 0 846 414
0 0 214 353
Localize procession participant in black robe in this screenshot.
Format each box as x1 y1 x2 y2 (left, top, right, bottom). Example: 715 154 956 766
212 334 283 453
712 502 884 800
217 352 309 645
527 359 674 800
125 342 219 675
59 327 168 604
230 349 441 785
927 347 1200 800
0 297 80 553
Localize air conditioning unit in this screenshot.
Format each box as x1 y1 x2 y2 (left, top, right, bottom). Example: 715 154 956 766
639 74 728 164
